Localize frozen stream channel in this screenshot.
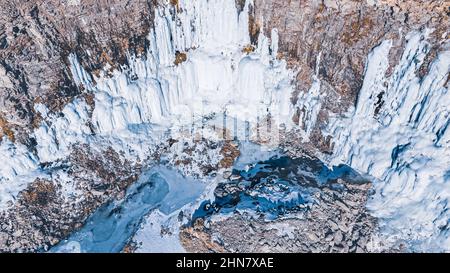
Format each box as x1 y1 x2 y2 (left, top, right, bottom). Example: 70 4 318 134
49 142 373 253
50 166 205 253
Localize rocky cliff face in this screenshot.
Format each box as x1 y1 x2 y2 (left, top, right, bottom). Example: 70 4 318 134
0 0 448 252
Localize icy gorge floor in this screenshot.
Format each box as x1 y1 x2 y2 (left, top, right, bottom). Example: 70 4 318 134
0 0 449 252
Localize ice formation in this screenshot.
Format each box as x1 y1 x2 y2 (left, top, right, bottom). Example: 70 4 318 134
0 139 39 210
0 0 294 213
325 30 450 251
69 0 294 133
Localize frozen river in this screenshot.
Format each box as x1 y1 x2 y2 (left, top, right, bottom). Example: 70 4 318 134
50 166 205 253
